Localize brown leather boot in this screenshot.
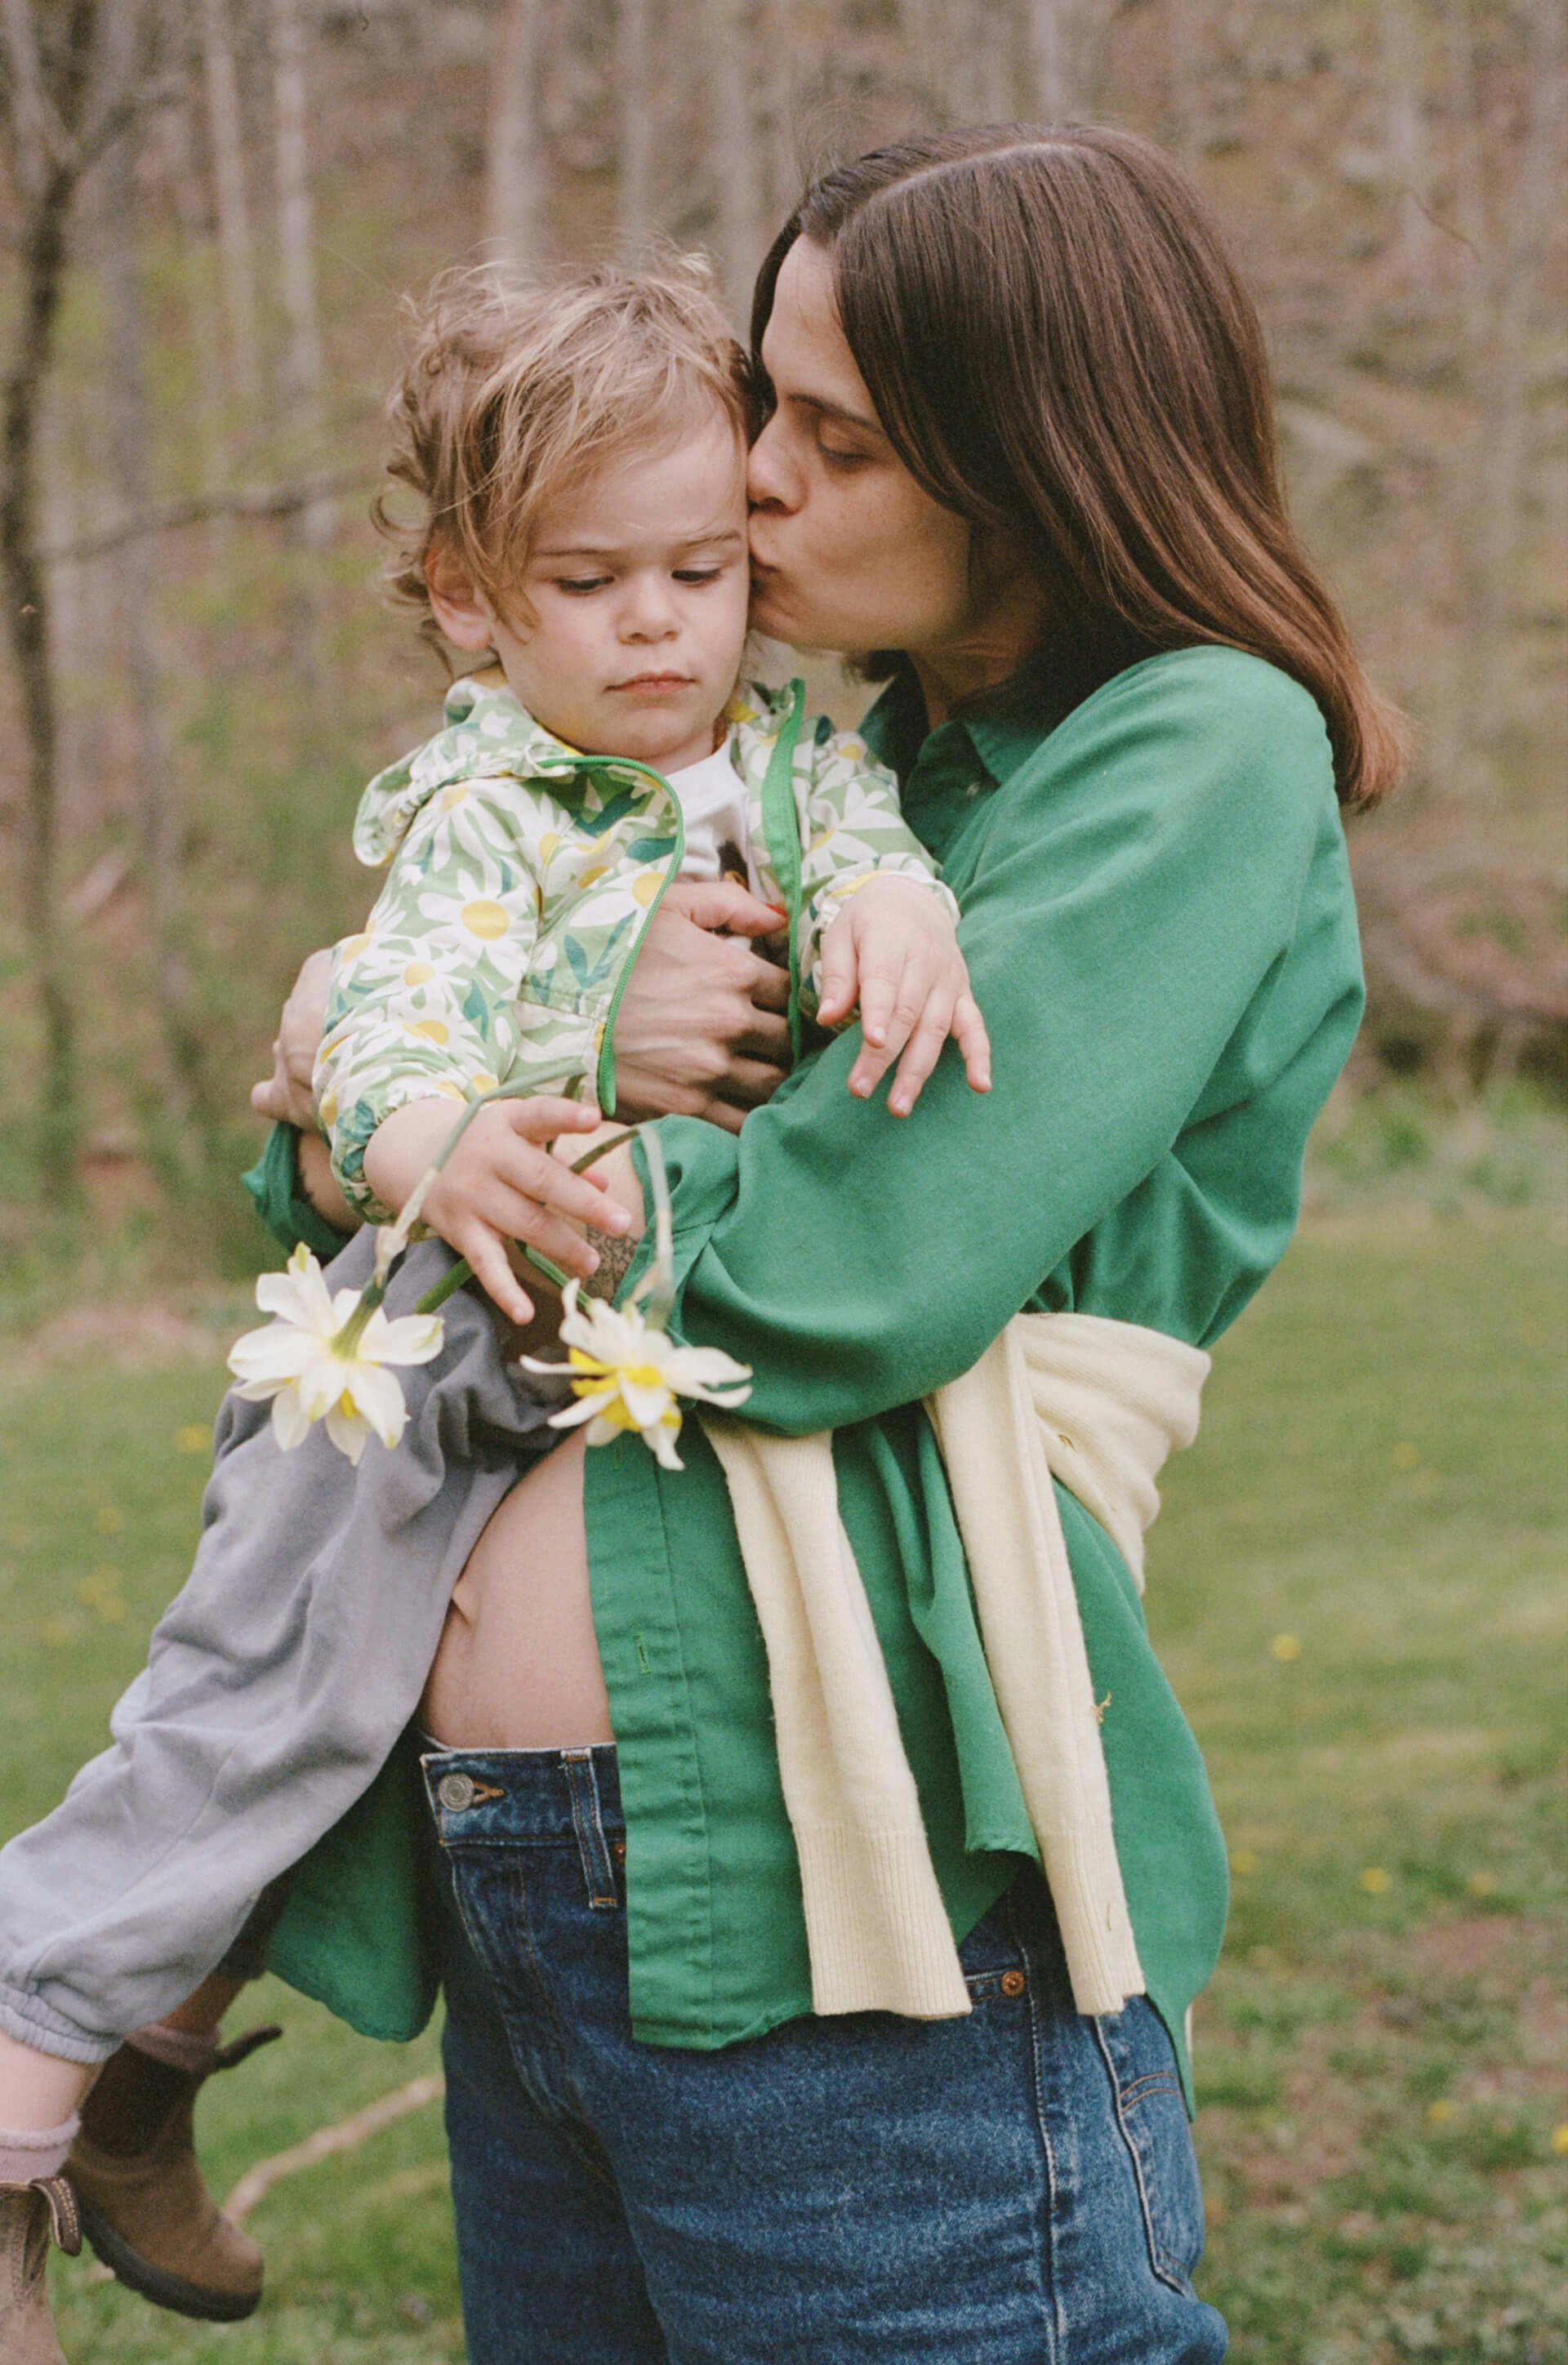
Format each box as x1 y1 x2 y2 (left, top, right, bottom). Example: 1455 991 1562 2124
0 2176 79 2365
67 2023 280 2324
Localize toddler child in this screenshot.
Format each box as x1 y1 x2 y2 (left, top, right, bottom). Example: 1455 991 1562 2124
0 260 987 2362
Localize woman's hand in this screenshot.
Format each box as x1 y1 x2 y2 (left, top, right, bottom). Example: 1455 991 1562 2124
250 948 332 1131
609 880 791 1134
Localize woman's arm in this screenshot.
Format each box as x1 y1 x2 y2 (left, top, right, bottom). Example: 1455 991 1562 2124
609 656 1354 1434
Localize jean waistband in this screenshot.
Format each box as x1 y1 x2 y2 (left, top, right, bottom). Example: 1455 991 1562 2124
420 1743 624 1860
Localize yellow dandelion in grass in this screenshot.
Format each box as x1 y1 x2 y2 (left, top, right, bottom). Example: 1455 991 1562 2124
173 1423 210 1455
1269 1633 1302 1663
1229 1848 1260 1877
77 1569 127 1623
93 1505 123 1535
1426 2100 1455 2127
1464 1871 1496 1898
1358 1866 1392 1895
1552 2124 1568 2156
1391 1441 1421 1471
38 1618 78 1649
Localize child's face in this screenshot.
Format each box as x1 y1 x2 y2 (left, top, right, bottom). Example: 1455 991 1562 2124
441 411 751 776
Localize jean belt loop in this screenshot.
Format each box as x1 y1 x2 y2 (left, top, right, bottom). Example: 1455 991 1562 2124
561 1748 618 1911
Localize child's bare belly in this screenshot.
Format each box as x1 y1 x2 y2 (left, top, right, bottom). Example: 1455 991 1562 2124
419 1430 616 1748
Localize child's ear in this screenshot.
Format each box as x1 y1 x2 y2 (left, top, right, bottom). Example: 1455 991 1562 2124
425 541 496 653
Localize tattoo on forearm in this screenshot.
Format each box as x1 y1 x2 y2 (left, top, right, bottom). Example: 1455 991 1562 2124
582 1224 637 1301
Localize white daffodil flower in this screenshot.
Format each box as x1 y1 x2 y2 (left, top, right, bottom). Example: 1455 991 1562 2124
521 1280 751 1470
228 1242 445 1463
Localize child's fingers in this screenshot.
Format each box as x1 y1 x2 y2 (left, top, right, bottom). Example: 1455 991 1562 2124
815 924 860 1028
888 991 957 1117
459 1227 537 1327
952 991 992 1093
502 1136 630 1236
506 1096 604 1143
848 953 927 1100
483 1180 604 1280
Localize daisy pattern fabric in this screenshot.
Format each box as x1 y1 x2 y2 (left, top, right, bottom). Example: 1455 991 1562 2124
315 670 957 1221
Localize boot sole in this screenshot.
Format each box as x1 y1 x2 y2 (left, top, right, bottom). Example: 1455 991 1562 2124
77 2195 262 2323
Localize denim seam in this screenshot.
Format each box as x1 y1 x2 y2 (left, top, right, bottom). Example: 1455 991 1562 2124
1016 1904 1065 2363
1091 2015 1196 2297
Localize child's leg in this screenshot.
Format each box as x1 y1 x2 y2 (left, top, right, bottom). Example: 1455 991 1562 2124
0 1230 558 2065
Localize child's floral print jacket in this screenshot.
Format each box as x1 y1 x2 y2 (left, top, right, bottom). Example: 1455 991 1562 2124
317 667 956 1219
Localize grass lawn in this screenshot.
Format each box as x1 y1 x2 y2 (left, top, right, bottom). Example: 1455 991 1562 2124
1 1208 1563 2363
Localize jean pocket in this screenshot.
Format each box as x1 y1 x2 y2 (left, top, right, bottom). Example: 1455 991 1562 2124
1094 2002 1206 2294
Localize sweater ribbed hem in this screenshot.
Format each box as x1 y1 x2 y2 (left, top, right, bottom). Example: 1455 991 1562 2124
1036 1825 1147 2015
794 1826 973 2019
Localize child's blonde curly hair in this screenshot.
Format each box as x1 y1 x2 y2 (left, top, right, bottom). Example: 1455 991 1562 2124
375 256 754 650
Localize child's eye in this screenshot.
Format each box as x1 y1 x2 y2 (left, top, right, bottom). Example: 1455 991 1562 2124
673 566 724 586
556 575 611 595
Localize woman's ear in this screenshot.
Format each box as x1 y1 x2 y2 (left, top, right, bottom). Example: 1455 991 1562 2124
425 540 497 653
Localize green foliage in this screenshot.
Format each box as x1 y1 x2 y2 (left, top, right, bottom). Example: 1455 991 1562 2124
0 1209 1562 2358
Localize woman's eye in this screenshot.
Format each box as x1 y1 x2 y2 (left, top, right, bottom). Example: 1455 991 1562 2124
817 442 867 470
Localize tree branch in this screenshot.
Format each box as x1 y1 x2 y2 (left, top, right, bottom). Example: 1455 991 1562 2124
38 468 376 563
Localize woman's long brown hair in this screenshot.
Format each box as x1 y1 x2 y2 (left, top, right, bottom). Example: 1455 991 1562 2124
752 126 1406 810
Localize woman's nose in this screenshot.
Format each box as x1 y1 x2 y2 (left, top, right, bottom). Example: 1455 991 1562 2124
746 414 796 512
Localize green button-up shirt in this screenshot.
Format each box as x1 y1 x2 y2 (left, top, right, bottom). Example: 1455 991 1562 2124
256 645 1363 2109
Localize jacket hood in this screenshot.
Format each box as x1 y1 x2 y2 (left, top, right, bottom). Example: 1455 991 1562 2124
353 667 584 867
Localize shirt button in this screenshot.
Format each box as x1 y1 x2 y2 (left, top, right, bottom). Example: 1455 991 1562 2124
1001 1968 1027 1998
438 1772 476 1812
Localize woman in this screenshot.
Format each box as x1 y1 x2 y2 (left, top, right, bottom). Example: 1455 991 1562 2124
327 124 1394 2361
41 122 1395 2364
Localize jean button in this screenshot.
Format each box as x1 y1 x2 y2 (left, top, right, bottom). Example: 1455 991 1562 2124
1001 1969 1027 1998
438 1772 476 1812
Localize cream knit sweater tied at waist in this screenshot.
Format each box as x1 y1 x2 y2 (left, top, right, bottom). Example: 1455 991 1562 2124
701 1311 1210 2022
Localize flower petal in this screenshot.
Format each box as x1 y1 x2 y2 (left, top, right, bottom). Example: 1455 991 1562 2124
269 1386 312 1451
345 1361 409 1449
228 1324 316 1389
323 1401 370 1463
366 1312 445 1367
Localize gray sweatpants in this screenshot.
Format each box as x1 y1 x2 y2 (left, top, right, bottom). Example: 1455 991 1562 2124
0 1234 559 2064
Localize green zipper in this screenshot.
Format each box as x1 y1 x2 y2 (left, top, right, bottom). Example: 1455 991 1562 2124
755 679 808 1066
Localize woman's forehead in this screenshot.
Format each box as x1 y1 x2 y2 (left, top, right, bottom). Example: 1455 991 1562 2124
763 240 879 425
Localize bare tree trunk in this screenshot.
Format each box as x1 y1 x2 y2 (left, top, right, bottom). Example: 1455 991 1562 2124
2 166 81 1200
761 0 798 212
103 90 214 1198
1472 0 1562 674
1027 0 1069 120
1379 0 1435 288
154 92 229 527
199 0 262 408
1166 0 1207 162
488 0 545 266
707 0 760 319
269 0 329 546
1443 0 1488 354
617 0 654 247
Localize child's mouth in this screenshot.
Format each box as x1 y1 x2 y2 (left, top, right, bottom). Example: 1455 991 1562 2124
612 673 693 695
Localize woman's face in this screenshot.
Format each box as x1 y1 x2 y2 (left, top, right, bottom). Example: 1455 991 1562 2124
747 239 981 659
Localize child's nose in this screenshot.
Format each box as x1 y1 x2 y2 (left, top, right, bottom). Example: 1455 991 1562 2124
621 578 679 638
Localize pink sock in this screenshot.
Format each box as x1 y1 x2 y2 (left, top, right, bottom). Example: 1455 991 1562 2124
0 2116 78 2185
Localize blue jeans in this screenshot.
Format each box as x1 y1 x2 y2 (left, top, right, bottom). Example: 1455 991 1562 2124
424 1744 1227 2364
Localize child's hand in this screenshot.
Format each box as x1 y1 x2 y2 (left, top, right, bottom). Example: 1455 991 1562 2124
363 1096 630 1325
816 877 991 1116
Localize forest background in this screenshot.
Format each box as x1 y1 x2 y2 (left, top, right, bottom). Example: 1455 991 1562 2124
0 0 1563 1288
0 4 1564 2363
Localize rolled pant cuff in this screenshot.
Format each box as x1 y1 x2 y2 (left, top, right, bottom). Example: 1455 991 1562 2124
0 1985 119 2067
